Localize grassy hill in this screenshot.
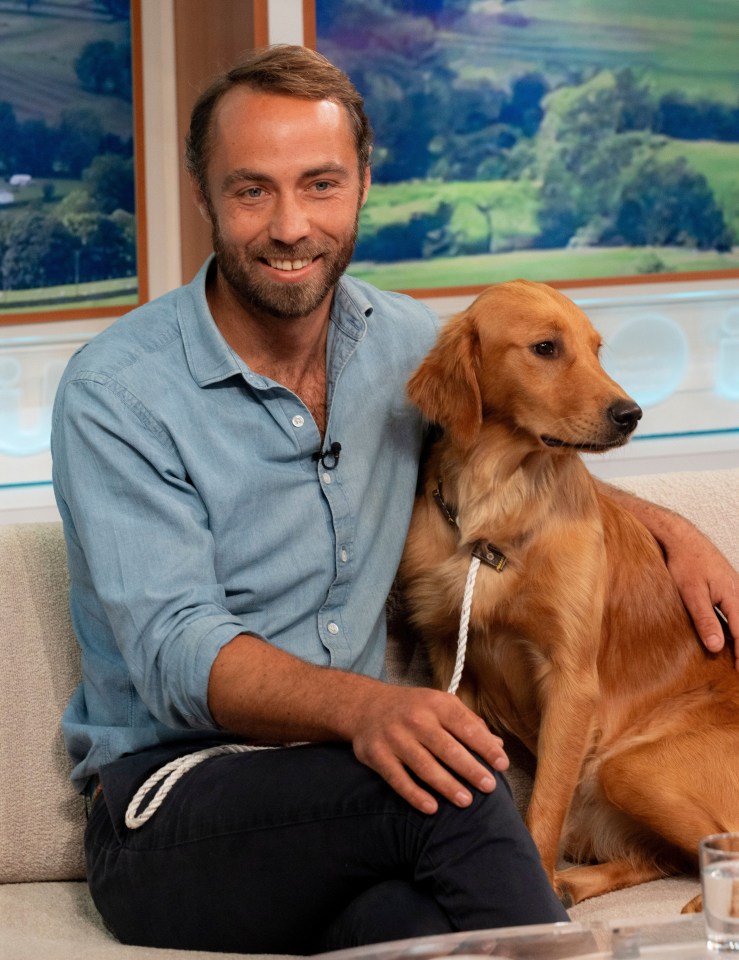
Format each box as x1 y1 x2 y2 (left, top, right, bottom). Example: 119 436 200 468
450 0 739 101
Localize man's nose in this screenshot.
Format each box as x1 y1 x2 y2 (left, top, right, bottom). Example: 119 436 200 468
269 195 310 246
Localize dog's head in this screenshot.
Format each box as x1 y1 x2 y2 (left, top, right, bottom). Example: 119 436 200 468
408 279 642 453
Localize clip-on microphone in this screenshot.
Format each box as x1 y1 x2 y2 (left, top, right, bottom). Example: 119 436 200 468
312 441 342 470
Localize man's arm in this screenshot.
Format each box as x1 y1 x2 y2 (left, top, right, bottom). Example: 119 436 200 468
596 479 738 668
208 632 510 815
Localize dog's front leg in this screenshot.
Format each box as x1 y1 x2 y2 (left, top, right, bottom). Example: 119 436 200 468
527 680 596 882
524 623 601 897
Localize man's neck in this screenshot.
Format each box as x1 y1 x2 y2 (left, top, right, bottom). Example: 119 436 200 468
206 267 332 435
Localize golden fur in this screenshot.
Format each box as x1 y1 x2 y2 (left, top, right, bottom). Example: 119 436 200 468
400 279 739 906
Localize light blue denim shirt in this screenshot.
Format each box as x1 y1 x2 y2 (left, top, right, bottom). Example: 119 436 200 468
51 259 439 789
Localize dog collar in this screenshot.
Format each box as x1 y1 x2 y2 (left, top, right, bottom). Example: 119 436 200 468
432 479 508 573
433 479 459 527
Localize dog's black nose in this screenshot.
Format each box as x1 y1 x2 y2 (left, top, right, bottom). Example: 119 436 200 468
609 399 643 432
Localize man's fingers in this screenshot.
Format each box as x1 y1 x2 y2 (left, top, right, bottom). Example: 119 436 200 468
354 699 508 813
438 700 510 775
712 600 739 670
691 584 738 661
361 740 484 814
354 740 445 814
695 610 727 653
664 529 738 669
369 751 441 815
400 735 493 808
421 725 503 796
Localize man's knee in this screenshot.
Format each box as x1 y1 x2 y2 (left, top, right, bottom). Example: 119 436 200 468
317 879 453 951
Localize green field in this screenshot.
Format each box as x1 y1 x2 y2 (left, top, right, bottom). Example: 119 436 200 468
349 245 739 292
451 0 739 101
0 1 131 135
361 178 540 251
0 178 82 215
0 276 138 317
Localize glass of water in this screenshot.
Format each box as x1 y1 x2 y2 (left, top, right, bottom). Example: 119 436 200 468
701 833 739 951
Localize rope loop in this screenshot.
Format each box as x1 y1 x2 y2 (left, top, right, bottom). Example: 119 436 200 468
124 742 299 830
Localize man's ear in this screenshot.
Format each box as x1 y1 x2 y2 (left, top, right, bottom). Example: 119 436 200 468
360 162 371 208
407 309 482 450
190 179 212 224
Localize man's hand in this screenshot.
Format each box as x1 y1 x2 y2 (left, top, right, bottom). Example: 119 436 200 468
596 480 738 669
350 685 509 815
209 632 509 814
662 520 738 669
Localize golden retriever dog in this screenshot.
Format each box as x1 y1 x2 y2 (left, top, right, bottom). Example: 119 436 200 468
399 279 739 906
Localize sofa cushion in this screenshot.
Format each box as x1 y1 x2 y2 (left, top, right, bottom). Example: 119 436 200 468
0 523 85 883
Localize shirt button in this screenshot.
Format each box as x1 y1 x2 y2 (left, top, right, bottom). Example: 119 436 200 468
292 414 305 428
322 472 332 484
327 622 340 635
340 548 348 563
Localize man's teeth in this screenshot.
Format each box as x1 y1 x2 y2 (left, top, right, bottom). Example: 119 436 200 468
267 258 312 271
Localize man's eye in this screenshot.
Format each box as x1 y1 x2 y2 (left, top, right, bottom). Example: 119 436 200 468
241 187 264 199
313 181 332 192
532 341 556 357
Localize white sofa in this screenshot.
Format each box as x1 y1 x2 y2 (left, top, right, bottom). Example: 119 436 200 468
2 468 737 959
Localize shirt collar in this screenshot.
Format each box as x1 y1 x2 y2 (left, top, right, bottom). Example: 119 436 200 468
178 257 244 387
178 257 372 388
330 275 372 342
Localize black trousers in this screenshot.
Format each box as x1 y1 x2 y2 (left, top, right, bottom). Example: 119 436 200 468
85 740 567 955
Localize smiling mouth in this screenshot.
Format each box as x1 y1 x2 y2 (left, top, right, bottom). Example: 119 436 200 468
264 256 316 272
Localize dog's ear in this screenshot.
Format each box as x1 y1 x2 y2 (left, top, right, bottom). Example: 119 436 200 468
407 309 482 449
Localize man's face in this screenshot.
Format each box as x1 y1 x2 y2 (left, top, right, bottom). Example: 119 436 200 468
198 88 370 322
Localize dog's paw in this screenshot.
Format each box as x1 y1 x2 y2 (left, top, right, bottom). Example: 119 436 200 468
553 875 575 909
681 894 703 914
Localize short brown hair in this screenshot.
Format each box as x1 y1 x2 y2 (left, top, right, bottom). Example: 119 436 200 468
185 44 373 199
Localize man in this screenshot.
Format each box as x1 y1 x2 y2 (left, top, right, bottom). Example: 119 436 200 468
52 45 737 955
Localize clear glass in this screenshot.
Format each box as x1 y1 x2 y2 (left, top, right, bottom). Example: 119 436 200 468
700 833 739 952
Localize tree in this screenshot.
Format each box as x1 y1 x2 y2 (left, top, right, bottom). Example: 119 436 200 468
534 71 661 247
611 157 733 251
14 118 57 177
83 154 135 214
655 93 739 142
81 213 136 280
354 204 452 261
316 0 451 182
56 109 104 177
96 0 130 18
0 101 18 174
344 53 453 182
1 212 77 291
75 39 132 101
613 69 655 133
500 72 548 137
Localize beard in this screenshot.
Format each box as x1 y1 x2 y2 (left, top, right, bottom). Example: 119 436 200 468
210 205 361 322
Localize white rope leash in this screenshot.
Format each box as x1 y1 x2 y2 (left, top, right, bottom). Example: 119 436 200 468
448 554 480 695
124 742 301 829
124 555 480 830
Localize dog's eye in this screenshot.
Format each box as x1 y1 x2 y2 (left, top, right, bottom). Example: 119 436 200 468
532 341 557 357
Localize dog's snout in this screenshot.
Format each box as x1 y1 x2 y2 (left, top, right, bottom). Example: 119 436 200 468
609 399 643 433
